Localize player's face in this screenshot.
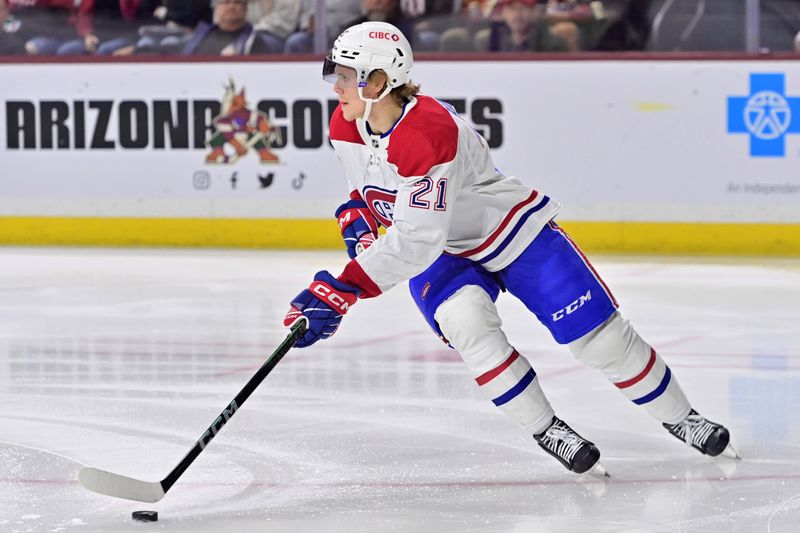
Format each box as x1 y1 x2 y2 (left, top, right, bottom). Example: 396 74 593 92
331 65 365 121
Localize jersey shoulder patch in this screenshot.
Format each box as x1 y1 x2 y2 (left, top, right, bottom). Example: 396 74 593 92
330 104 364 145
388 96 458 179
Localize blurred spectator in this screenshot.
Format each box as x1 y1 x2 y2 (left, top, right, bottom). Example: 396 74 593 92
2 0 92 54
795 29 800 52
158 0 211 29
438 0 497 52
1 0 26 54
483 0 568 52
538 0 592 52
341 0 415 44
131 0 212 54
76 0 164 55
146 0 280 54
593 0 649 51
248 0 301 52
284 0 361 54
761 0 800 53
9 0 176 56
404 0 459 51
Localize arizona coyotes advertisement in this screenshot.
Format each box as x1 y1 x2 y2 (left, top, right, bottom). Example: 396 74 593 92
1 59 799 224
0 61 504 221
205 81 281 165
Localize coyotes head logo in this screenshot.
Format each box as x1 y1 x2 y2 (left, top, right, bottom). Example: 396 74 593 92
206 80 282 164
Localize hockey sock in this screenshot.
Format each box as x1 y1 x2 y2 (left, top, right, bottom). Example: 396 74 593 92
473 348 555 435
569 313 691 424
435 285 555 434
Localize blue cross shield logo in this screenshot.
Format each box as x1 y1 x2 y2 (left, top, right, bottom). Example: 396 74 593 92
727 73 800 157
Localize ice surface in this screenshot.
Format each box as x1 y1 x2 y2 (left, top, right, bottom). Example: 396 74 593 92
1 248 798 532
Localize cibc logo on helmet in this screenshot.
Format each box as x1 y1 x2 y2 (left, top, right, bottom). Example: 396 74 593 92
368 31 400 42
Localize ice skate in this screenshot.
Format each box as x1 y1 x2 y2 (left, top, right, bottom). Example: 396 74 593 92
663 409 740 459
534 416 608 477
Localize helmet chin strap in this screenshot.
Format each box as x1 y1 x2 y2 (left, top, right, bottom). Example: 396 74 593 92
357 84 394 123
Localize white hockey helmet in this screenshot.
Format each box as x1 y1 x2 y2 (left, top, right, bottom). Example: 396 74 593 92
323 21 413 119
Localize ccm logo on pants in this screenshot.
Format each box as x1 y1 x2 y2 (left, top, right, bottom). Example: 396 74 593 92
552 290 591 321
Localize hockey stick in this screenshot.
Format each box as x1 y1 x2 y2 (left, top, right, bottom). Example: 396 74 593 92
78 320 307 503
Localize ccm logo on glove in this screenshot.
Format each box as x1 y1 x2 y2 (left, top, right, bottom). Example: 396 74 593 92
335 198 379 259
338 211 355 230
311 281 357 314
284 307 304 325
283 271 360 348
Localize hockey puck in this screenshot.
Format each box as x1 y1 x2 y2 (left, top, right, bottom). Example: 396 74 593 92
132 511 158 522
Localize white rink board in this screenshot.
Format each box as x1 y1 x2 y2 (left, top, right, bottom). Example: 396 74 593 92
1 59 799 222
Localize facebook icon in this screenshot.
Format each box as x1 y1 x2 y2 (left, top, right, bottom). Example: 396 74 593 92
727 73 800 157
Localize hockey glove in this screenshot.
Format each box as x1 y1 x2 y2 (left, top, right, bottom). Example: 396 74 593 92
283 271 359 348
335 198 379 259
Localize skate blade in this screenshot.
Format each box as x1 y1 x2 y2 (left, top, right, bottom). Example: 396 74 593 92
582 461 611 479
719 443 741 460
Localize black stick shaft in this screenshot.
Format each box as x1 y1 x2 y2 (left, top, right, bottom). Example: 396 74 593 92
160 321 306 493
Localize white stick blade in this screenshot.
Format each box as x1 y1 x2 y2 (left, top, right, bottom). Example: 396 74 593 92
79 467 165 503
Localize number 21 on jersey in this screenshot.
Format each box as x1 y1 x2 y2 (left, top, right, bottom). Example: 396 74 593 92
409 177 448 211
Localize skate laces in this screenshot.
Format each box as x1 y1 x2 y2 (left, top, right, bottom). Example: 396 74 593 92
671 413 716 449
539 420 585 463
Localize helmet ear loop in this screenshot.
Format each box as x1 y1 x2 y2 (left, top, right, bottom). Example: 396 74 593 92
357 84 394 121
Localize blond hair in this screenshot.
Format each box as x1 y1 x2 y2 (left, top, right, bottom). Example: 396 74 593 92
368 70 421 105
390 81 422 104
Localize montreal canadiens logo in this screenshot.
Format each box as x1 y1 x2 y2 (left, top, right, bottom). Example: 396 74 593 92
368 31 400 42
363 186 396 227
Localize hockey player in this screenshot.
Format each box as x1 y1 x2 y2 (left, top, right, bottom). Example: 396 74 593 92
283 21 738 476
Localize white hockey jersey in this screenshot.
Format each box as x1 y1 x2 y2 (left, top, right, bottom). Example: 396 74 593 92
333 95 560 298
